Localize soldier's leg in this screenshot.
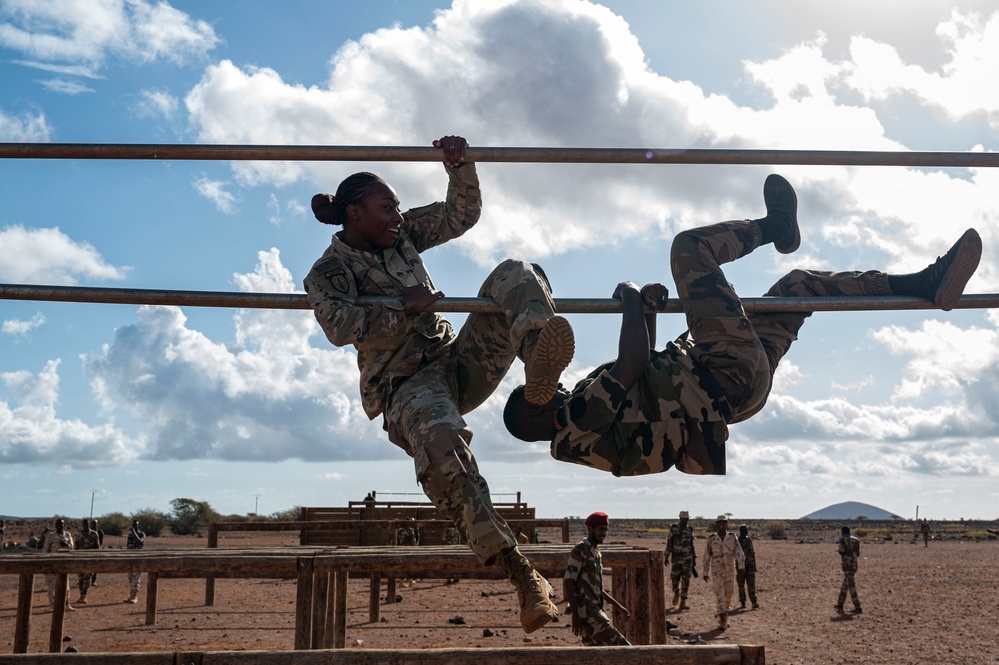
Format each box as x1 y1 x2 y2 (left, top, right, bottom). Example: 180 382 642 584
837 573 849 608
679 563 692 600
585 612 631 646
77 572 90 602
386 361 515 564
669 561 682 606
710 565 727 615
747 571 758 605
453 259 571 411
737 568 747 605
847 572 861 609
723 571 735 611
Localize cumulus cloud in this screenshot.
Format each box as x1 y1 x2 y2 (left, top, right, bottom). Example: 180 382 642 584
0 225 130 284
3 312 45 336
82 249 385 462
0 107 52 141
193 176 237 214
181 0 999 290
131 89 179 119
0 359 140 467
0 0 219 76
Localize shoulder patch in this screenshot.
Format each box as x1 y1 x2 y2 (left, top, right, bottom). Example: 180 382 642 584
324 269 350 294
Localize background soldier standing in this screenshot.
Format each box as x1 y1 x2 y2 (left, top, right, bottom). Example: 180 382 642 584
920 519 931 547
124 520 145 604
74 519 101 604
703 515 745 630
43 518 75 611
835 525 862 614
737 524 759 609
664 509 697 610
564 512 630 646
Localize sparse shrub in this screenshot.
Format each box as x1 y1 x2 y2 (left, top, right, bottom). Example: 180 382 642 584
98 512 130 536
764 521 788 540
269 507 300 521
131 508 169 537
854 528 868 538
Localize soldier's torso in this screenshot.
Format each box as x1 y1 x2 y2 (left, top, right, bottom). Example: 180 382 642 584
566 540 604 609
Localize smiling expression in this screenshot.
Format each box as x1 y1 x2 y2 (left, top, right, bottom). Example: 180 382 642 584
343 181 404 251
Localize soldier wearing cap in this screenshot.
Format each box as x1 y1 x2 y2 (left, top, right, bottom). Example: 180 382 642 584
564 512 630 646
43 518 76 611
702 515 744 630
737 524 759 609
664 509 697 610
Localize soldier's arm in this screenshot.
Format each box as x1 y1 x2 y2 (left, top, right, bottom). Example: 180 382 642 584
402 143 481 253
608 282 650 390
304 255 409 347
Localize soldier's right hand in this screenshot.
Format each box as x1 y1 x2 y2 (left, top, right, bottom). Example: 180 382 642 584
402 284 445 314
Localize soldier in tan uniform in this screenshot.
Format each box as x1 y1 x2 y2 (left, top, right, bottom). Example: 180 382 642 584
703 515 744 630
503 175 982 482
43 518 75 611
304 136 571 633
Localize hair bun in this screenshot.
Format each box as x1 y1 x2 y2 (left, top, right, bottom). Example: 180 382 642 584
311 193 336 224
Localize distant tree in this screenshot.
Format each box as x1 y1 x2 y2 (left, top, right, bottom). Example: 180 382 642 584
169 498 220 536
856 515 869 522
269 507 300 522
131 508 169 537
764 521 788 540
98 512 130 536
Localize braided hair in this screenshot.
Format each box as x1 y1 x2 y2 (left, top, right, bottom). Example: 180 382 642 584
311 172 386 226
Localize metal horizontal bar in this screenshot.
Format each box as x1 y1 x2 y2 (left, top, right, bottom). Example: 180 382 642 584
2 283 997 313
1 143 998 167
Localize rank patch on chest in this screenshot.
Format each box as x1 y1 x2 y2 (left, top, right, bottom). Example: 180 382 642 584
324 269 349 294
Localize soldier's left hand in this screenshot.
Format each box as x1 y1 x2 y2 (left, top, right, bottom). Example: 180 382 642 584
640 283 669 312
433 135 468 167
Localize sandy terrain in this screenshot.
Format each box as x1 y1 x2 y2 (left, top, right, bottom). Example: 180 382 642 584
1 523 997 664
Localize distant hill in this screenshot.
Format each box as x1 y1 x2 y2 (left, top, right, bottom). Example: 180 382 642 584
803 501 902 520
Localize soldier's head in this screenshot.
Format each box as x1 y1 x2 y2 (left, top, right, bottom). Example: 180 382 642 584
132 521 140 529
81 519 92 532
715 515 728 534
55 519 65 532
313 173 405 251
585 512 610 543
841 525 851 536
678 510 689 525
739 524 748 537
503 384 570 442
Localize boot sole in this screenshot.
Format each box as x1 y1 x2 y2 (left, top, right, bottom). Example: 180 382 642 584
522 601 558 633
764 174 799 254
934 228 981 311
524 316 574 405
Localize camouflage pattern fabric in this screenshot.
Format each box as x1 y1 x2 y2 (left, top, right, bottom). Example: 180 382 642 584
442 526 461 545
737 535 757 604
126 528 145 594
551 219 893 476
837 535 861 609
704 532 745 615
665 523 697 600
75 528 100 596
564 539 629 646
304 163 482 420
396 526 418 546
44 530 74 605
305 163 562 566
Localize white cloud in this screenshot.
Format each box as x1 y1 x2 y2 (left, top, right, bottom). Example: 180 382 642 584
0 225 130 284
0 359 141 467
0 107 52 141
131 89 179 119
193 176 237 214
82 249 384 462
39 77 94 94
3 312 45 336
0 0 219 73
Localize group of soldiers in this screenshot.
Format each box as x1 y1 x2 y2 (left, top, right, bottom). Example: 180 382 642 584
663 511 759 631
31 517 146 610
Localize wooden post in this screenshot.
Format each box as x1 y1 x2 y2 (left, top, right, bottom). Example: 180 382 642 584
13 573 33 653
649 550 667 644
368 573 381 623
205 523 219 606
145 572 159 626
48 573 68 653
561 518 570 543
634 564 650 645
294 557 315 650
386 576 397 603
740 644 767 665
333 571 348 649
320 572 336 649
312 571 330 650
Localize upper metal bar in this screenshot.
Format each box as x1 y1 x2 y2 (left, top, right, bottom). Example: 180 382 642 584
1 143 998 167
2 284 997 313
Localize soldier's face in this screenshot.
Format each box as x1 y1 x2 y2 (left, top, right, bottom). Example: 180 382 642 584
344 182 404 251
588 524 608 543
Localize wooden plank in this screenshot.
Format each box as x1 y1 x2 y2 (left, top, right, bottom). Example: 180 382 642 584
13 574 32 654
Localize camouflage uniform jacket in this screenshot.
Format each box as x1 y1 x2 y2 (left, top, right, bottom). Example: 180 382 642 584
551 339 729 477
43 530 74 553
738 535 756 573
127 529 145 550
303 164 482 420
564 539 605 612
838 535 860 572
397 526 418 546
665 523 697 565
75 530 101 551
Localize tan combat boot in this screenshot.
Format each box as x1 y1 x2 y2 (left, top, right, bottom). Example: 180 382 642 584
124 592 138 604
718 612 728 630
678 597 687 611
495 547 558 633
523 316 574 405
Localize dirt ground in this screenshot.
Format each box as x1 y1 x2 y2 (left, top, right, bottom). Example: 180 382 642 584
2 524 997 664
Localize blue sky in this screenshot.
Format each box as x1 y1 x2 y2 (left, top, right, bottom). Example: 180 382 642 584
2 0 998 521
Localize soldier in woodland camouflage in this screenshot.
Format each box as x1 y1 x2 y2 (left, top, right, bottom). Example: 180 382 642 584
304 136 571 634
737 524 759 609
664 510 696 610
504 176 982 482
835 525 862 614
564 512 630 646
74 519 101 604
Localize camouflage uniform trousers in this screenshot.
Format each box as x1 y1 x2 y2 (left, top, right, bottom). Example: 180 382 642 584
737 569 757 605
671 220 891 422
838 570 860 609
670 558 694 600
708 559 737 616
127 572 142 595
385 259 558 565
578 603 630 647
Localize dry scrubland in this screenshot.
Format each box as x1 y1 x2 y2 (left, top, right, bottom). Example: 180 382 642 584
1 519 997 664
